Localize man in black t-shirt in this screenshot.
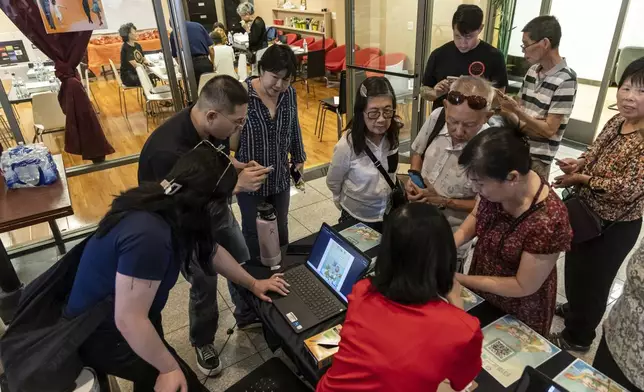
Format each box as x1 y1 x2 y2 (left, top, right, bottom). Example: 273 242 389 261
421 5 508 110
139 75 271 377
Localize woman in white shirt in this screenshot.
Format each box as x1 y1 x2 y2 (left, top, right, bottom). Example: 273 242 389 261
211 28 238 79
327 77 401 231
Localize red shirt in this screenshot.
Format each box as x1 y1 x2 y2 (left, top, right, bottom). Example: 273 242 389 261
316 280 483 392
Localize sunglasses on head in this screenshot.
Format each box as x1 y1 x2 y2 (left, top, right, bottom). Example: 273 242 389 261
162 139 234 196
446 90 488 111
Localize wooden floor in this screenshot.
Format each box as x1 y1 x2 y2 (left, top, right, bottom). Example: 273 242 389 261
1 74 412 249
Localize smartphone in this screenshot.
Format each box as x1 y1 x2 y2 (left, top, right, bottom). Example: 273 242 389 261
447 76 458 81
553 158 566 165
290 163 302 184
408 170 426 189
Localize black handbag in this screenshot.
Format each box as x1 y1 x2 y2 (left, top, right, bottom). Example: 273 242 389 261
563 188 644 244
364 146 407 213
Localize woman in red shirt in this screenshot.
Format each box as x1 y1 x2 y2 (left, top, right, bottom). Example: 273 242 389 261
454 127 572 336
317 203 483 392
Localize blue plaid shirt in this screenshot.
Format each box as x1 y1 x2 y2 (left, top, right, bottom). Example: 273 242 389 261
237 78 307 196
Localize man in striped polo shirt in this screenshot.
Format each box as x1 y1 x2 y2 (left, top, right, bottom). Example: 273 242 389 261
497 16 577 180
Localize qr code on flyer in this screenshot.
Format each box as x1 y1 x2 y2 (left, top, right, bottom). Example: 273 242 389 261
485 338 516 362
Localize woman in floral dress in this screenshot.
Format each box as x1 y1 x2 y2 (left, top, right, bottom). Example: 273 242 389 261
453 127 572 336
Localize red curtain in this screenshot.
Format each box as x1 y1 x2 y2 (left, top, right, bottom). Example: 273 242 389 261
0 0 114 161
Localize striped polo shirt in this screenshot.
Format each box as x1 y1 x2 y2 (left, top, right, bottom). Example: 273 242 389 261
520 59 577 163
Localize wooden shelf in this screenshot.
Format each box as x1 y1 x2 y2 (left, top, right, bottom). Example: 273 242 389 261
272 8 328 16
270 25 326 36
271 7 333 39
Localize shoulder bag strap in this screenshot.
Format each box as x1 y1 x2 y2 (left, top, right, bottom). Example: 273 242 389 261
364 145 397 190
421 108 446 159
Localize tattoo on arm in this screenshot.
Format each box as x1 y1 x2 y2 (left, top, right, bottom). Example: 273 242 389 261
130 277 153 290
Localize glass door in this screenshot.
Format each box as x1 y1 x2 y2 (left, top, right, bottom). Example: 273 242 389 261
344 0 428 143
0 0 184 253
548 0 629 145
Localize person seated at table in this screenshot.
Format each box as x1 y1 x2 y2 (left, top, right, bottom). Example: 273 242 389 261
317 203 483 392
65 145 289 391
453 127 572 336
326 77 402 232
211 28 238 79
118 22 154 87
407 75 493 270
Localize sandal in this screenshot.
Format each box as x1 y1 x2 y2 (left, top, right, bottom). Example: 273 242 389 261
549 332 591 353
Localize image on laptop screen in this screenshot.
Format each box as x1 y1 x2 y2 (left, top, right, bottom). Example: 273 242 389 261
307 225 370 302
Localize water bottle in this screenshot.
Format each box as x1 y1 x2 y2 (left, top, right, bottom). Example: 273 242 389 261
256 202 282 267
11 73 17 93
303 39 308 53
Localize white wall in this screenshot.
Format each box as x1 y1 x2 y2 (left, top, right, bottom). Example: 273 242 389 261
507 0 541 58
619 0 644 49
97 0 161 34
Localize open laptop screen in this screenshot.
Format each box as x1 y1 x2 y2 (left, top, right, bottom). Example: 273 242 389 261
307 224 370 302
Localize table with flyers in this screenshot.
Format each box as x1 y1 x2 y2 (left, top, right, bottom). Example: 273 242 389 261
242 219 620 391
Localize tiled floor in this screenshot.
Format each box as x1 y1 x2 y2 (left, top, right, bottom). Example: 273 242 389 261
4 144 642 390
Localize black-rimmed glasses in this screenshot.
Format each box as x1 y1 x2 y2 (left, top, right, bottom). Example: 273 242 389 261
520 39 543 52
365 108 395 120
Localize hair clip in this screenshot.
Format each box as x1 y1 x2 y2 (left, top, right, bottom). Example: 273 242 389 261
359 84 368 98
161 179 183 195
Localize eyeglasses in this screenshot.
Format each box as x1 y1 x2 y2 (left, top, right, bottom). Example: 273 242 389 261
520 39 543 52
161 139 233 196
217 111 247 129
446 91 488 110
365 108 395 120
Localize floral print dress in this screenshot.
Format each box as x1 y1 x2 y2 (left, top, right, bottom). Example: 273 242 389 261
469 183 572 336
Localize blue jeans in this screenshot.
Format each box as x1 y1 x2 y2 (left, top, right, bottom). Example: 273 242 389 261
237 190 290 261
187 208 255 346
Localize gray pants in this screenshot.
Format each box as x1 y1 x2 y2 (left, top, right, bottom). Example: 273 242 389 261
187 208 254 347
531 158 552 181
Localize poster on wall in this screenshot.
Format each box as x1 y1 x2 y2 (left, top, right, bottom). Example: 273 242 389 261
0 40 30 65
36 0 108 34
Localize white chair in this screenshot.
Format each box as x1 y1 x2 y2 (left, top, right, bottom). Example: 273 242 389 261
238 53 248 81
136 66 173 130
198 72 217 95
77 63 100 114
109 59 141 122
31 92 66 143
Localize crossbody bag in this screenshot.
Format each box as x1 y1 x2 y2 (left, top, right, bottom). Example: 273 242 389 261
364 146 407 213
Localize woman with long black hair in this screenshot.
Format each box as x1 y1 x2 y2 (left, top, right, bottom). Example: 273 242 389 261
65 143 289 391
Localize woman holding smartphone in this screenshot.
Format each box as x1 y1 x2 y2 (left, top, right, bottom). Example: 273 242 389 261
326 77 402 231
550 58 644 352
453 127 572 336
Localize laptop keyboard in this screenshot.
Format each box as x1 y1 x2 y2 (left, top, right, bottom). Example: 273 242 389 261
284 267 344 320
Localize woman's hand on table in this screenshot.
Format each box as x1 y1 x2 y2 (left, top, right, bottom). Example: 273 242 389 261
250 274 290 302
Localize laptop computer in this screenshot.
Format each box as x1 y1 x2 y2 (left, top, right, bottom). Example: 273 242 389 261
514 367 569 392
273 223 371 334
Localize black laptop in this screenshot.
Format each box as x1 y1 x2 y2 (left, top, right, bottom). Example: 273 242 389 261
514 367 569 392
273 223 370 334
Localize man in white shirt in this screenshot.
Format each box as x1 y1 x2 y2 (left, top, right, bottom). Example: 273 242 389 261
407 76 494 267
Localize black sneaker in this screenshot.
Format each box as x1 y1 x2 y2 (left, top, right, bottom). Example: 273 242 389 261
555 302 568 318
549 332 591 353
195 344 222 377
237 318 263 331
